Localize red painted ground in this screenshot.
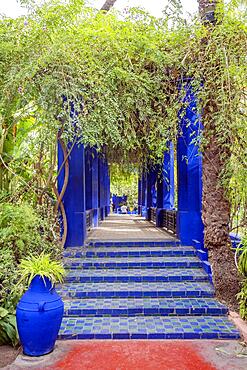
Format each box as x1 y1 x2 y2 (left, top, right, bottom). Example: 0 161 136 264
43 341 217 370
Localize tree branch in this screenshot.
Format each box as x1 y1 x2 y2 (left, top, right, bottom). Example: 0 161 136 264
101 0 117 12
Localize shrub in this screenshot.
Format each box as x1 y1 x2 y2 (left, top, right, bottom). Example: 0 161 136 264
0 307 18 347
0 202 62 309
236 236 247 319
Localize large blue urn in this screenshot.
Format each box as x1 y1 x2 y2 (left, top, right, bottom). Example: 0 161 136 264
16 275 64 356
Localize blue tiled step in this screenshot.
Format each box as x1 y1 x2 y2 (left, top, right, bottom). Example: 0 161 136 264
65 268 208 283
63 256 202 270
64 246 196 258
58 281 214 299
59 316 240 340
63 297 228 317
87 241 179 247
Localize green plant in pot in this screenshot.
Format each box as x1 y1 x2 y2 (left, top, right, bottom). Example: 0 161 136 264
16 253 65 356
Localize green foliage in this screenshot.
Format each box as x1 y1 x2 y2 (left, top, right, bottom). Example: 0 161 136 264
0 247 21 310
0 202 62 308
0 307 18 346
0 202 61 261
237 280 247 320
236 237 247 277
110 164 138 207
236 237 247 319
18 253 65 287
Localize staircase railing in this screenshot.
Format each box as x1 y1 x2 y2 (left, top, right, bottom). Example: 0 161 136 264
86 209 93 231
161 209 177 235
150 207 156 223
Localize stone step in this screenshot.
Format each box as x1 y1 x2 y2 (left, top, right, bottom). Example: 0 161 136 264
63 297 228 317
87 241 179 248
59 316 240 340
58 281 214 299
63 246 196 259
63 256 202 270
65 268 208 283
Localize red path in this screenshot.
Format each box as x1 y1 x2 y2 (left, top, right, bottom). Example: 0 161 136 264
44 341 217 370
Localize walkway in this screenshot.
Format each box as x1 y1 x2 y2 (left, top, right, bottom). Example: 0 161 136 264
87 214 176 242
58 215 239 341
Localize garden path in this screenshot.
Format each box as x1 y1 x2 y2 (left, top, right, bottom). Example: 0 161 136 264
87 214 176 242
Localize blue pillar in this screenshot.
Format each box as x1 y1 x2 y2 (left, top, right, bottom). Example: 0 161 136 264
141 172 147 217
91 148 99 227
103 158 110 217
85 147 92 211
138 178 142 214
106 161 111 216
98 155 106 220
145 168 157 221
85 147 99 227
156 143 175 226
58 142 86 247
177 81 204 245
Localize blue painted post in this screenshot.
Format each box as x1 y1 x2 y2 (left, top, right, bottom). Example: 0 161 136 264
156 143 175 227
91 148 99 227
98 155 106 220
145 168 157 221
138 178 142 214
106 161 111 216
58 142 86 247
85 147 92 211
85 147 99 227
103 158 110 217
141 172 147 217
177 81 204 245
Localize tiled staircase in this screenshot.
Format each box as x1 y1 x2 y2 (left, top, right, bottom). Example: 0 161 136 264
58 241 240 340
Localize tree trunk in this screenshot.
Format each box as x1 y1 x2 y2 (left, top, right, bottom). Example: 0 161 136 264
198 0 240 309
101 0 117 12
202 136 240 308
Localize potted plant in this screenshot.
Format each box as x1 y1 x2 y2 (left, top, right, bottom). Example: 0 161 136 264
16 253 65 356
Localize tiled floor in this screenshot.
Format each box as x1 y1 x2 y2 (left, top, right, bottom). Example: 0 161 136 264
87 214 176 242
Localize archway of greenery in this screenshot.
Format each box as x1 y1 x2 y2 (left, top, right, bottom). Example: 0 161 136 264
0 0 246 317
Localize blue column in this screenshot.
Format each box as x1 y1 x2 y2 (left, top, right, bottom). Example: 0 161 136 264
91 148 99 227
98 155 106 220
105 161 111 216
138 178 142 214
145 168 157 221
156 143 175 226
85 147 99 227
141 172 147 217
85 147 92 211
103 158 110 217
58 142 86 247
177 81 204 245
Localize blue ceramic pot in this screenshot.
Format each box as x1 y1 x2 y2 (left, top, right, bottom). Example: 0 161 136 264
16 275 64 356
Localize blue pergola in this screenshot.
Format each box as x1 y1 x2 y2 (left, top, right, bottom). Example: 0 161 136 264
57 81 204 248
